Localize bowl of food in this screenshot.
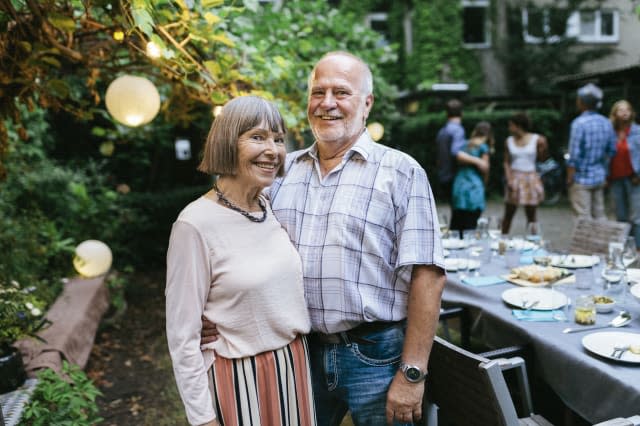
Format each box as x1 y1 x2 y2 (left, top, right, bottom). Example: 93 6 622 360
592 295 616 313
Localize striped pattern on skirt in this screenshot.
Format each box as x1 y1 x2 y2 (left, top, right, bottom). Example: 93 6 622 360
209 335 316 426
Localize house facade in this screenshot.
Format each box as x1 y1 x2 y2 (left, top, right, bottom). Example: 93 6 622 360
358 0 640 98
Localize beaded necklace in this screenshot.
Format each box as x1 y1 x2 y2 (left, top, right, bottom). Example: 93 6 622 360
212 184 267 223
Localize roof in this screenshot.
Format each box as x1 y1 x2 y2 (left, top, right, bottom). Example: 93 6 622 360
554 63 640 86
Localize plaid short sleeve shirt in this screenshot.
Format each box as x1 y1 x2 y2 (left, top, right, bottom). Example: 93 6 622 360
269 132 445 333
567 111 617 186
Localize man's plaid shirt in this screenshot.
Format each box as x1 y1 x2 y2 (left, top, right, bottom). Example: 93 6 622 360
269 132 445 334
567 110 617 186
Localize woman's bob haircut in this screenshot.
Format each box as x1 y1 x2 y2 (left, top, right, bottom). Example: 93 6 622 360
198 95 287 177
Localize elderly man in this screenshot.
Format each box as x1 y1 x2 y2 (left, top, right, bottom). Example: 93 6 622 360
566 83 617 219
202 51 445 425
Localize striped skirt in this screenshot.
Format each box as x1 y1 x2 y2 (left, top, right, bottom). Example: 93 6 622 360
209 335 316 426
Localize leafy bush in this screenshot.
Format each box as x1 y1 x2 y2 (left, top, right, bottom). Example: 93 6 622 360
0 281 49 353
20 362 103 426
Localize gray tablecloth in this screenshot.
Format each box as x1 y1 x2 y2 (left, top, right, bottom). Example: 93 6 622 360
442 251 640 423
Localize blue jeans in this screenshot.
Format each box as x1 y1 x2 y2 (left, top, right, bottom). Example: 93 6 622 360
610 177 640 248
308 325 414 426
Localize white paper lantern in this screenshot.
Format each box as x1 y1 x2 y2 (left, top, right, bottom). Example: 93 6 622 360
105 75 161 127
73 240 113 278
367 122 384 141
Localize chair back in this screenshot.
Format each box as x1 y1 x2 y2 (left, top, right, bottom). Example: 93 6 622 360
568 218 630 255
425 336 520 426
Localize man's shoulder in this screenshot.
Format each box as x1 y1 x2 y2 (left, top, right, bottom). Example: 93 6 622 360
370 143 424 174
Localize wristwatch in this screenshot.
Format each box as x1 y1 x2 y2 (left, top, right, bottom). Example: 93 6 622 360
399 362 427 383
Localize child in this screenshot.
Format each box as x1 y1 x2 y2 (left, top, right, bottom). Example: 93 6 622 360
450 121 493 235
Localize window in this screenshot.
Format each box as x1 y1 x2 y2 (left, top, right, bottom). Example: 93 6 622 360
365 13 391 47
524 8 619 44
522 8 565 43
462 0 490 48
567 9 619 42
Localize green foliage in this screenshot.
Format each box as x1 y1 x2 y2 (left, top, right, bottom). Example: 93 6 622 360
0 282 48 352
20 362 103 426
404 0 482 94
392 109 564 194
236 0 400 142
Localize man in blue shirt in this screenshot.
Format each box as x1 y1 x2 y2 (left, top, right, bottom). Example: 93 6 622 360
566 83 617 219
436 99 466 202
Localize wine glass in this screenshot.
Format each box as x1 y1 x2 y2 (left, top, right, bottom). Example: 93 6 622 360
525 222 543 247
439 213 450 239
622 236 637 268
488 216 502 241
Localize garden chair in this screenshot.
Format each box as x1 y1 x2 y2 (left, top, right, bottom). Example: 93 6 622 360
423 336 551 426
568 217 630 255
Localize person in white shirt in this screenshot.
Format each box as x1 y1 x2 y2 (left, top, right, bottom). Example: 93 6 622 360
166 96 316 426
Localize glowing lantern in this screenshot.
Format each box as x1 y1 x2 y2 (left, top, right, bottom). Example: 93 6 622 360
112 30 124 42
73 240 113 278
105 75 161 127
367 122 384 141
146 41 161 58
213 105 223 117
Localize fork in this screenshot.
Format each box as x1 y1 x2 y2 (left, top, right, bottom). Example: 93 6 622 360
611 344 629 359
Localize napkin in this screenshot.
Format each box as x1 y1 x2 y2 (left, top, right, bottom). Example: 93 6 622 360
462 276 506 287
512 309 567 322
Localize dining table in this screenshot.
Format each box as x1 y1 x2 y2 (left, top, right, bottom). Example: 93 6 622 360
441 238 640 424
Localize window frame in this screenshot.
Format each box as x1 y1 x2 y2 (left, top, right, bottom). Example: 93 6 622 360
462 0 491 49
522 7 619 44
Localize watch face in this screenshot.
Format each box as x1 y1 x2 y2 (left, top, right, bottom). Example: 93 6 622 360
406 367 422 381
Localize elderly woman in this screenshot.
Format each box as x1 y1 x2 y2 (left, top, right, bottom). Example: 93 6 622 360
609 100 640 249
166 96 316 426
501 112 548 235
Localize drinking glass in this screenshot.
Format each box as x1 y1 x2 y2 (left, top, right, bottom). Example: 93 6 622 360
525 222 543 246
488 216 502 241
623 236 637 268
439 213 450 239
476 217 489 240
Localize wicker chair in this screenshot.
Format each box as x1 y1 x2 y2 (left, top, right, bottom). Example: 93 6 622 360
423 336 552 426
568 217 630 255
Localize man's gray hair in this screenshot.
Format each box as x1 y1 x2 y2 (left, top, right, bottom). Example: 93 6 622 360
577 83 603 109
308 51 373 95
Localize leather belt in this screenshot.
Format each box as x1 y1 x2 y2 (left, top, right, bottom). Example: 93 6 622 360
310 320 405 345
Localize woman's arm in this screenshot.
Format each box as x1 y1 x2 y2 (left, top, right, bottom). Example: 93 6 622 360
537 135 549 162
481 152 490 185
503 140 514 189
166 221 218 426
456 150 488 174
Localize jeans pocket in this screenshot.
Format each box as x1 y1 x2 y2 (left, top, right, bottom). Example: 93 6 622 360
351 326 404 366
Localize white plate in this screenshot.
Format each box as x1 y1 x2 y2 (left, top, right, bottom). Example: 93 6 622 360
582 331 640 363
443 249 450 258
550 254 598 269
442 238 468 250
444 258 481 272
501 287 568 310
627 268 640 284
630 282 640 303
490 240 537 251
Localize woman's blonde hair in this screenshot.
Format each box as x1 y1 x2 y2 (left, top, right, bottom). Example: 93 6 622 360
609 100 636 131
198 96 287 177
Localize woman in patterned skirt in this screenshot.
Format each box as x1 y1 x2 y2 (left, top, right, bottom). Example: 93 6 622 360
501 112 548 235
166 96 316 426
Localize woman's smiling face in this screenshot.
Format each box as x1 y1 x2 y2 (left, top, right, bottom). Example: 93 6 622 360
235 123 286 189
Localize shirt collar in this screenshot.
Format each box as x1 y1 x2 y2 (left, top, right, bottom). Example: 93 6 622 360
296 129 373 162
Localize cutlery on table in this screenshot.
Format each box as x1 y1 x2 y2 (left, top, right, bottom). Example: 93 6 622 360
562 311 632 334
611 345 629 359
